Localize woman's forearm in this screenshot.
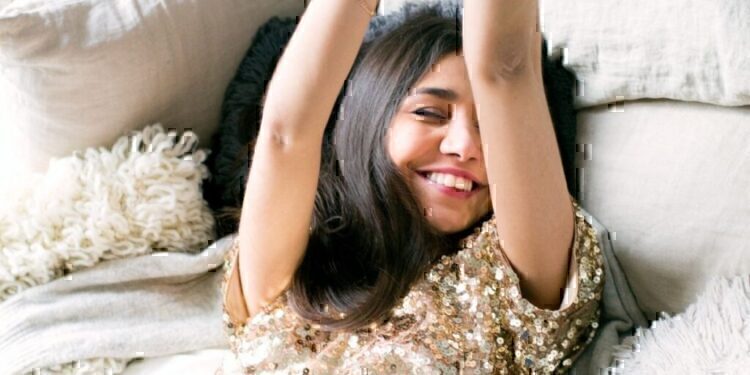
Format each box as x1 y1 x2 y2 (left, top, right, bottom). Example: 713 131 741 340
260 0 379 143
235 0 379 316
462 0 574 310
462 0 541 79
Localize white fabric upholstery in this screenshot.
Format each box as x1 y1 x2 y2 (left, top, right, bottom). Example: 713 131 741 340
576 99 750 320
0 0 304 178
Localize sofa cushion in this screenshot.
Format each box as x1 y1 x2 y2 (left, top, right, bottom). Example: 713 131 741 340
0 0 303 183
576 99 750 320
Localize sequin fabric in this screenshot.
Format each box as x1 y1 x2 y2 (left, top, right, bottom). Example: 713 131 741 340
219 199 604 374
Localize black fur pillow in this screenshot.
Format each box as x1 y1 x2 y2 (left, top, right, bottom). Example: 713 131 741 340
203 5 578 239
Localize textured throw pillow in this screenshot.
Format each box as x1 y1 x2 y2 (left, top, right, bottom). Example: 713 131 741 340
0 123 216 374
0 0 304 181
0 123 215 303
203 1 579 239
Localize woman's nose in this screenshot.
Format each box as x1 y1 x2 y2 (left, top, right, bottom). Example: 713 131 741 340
439 118 482 162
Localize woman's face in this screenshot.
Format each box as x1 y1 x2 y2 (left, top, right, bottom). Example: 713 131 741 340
386 53 492 234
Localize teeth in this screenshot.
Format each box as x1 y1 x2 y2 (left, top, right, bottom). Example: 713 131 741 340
444 174 456 188
426 172 473 192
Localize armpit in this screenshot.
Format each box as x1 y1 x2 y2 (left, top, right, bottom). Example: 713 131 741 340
222 236 250 327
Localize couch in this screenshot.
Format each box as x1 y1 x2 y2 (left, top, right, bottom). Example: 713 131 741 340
1 0 747 373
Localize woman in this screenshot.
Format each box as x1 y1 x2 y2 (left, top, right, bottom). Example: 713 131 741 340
220 0 605 373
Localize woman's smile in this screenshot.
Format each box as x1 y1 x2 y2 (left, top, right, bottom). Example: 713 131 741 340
415 170 484 199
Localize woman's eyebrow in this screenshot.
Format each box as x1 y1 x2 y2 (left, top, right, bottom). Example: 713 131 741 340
408 87 458 101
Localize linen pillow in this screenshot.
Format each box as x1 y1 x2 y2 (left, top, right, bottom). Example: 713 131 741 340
203 2 579 239
576 99 750 320
0 0 304 181
541 0 750 108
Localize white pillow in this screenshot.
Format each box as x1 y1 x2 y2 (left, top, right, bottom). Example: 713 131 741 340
0 0 303 179
541 0 750 109
576 99 750 320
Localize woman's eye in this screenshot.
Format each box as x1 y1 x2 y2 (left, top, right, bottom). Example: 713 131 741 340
413 108 445 120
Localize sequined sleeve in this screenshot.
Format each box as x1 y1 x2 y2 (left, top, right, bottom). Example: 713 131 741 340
490 197 605 374
219 236 308 371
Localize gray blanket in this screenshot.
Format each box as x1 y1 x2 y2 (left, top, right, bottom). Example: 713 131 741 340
570 206 650 374
0 206 647 375
0 236 234 374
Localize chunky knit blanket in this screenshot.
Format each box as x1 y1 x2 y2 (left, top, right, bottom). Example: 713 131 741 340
0 124 224 374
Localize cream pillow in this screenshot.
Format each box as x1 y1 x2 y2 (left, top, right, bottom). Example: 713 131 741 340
576 99 750 320
542 0 750 108
0 0 303 181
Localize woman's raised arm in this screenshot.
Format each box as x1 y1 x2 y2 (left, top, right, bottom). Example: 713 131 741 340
260 0 378 141
233 0 379 319
462 0 576 310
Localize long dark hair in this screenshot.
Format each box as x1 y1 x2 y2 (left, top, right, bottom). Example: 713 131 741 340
286 11 486 331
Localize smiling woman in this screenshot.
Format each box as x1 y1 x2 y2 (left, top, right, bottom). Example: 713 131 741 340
219 0 605 373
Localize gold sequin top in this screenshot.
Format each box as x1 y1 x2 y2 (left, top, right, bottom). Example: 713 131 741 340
219 199 605 374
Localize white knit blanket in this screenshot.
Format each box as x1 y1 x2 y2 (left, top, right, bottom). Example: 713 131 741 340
0 124 221 374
